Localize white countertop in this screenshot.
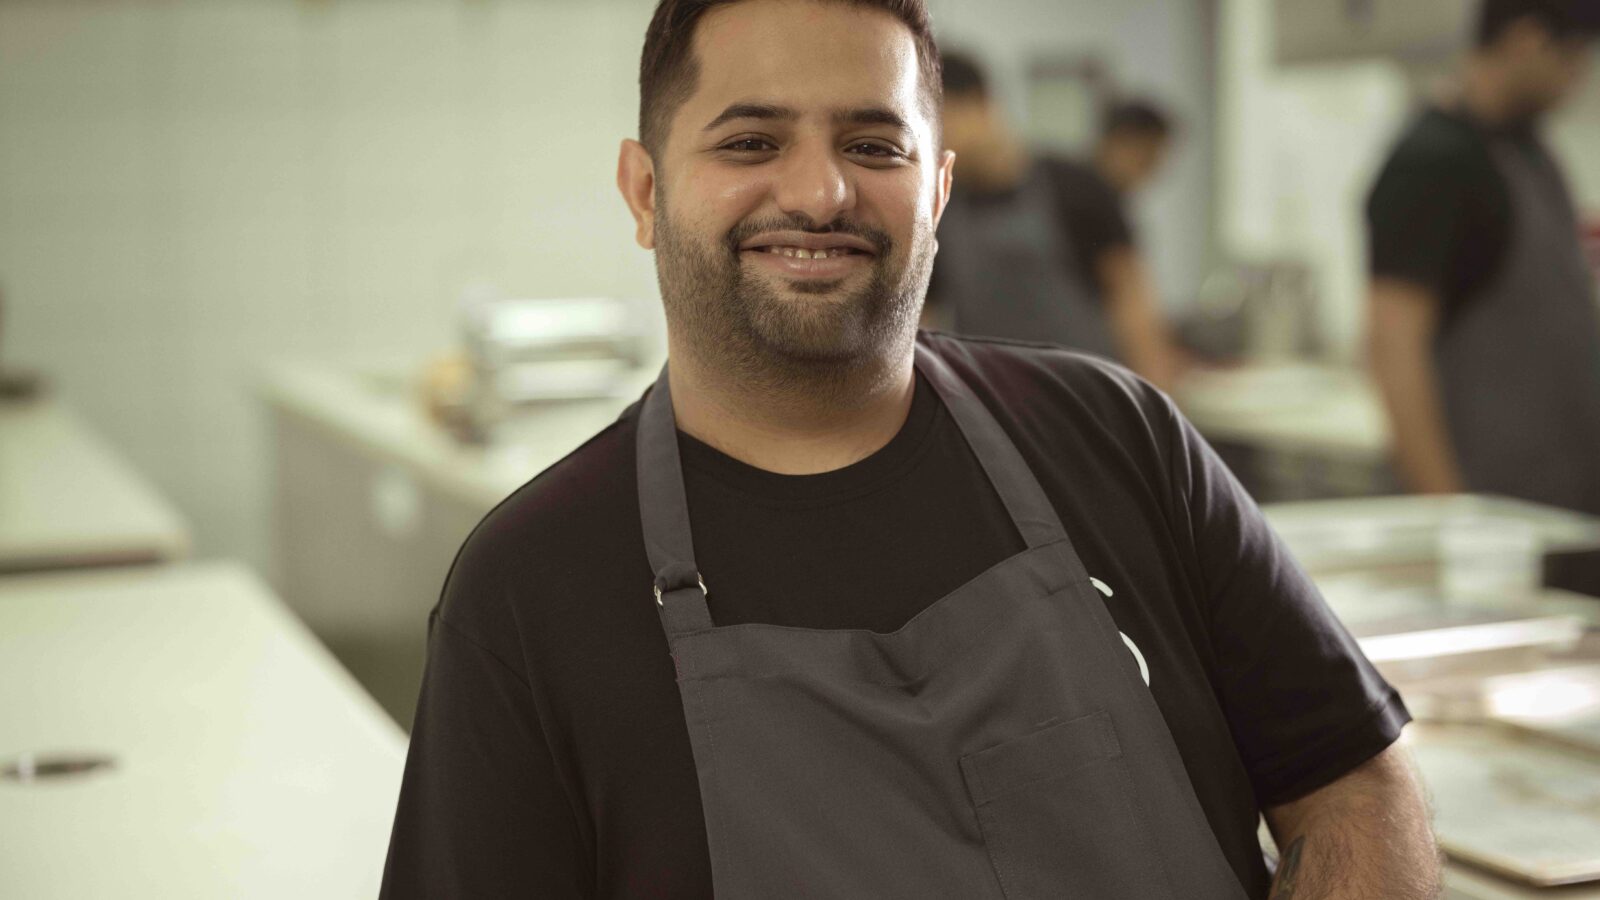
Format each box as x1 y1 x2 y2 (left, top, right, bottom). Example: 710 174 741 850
0 397 191 571
1174 361 1389 459
0 562 407 899
260 359 657 511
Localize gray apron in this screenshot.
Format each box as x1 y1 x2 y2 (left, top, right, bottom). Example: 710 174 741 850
1436 137 1600 516
936 162 1118 358
636 341 1249 898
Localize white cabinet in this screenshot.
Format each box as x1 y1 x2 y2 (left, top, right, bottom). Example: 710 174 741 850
268 405 485 728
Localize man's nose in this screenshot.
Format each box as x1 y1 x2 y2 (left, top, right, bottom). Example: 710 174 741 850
772 144 853 225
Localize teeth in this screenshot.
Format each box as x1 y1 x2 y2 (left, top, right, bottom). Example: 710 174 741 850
761 246 856 259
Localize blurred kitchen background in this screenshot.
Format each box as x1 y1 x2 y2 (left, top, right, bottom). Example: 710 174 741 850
5 0 1600 897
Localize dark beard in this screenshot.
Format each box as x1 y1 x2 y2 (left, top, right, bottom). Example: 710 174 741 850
653 206 929 398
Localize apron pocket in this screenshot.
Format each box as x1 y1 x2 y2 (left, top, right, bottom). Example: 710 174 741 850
959 710 1174 900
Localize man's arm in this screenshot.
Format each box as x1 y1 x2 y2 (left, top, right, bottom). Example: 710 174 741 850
1263 743 1442 899
1098 246 1186 392
1367 278 1466 495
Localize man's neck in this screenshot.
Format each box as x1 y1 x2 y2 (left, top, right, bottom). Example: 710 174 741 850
1093 146 1132 194
664 336 917 476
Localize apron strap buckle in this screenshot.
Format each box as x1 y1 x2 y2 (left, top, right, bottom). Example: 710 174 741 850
653 573 709 607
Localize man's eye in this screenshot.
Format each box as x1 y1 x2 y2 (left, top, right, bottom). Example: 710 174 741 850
847 142 905 160
719 138 777 153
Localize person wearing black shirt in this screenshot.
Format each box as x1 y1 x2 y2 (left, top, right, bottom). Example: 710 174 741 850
928 52 1186 391
1367 0 1600 515
380 1 1439 896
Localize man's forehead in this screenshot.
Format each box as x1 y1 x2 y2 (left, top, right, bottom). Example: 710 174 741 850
683 0 927 129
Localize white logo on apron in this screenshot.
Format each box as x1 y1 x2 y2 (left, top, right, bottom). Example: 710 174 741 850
1091 576 1151 688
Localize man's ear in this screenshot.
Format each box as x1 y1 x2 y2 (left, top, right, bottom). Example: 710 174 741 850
617 139 658 250
932 148 956 230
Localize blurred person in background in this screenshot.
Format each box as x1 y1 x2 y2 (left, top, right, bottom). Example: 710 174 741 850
1367 0 1600 515
929 51 1187 390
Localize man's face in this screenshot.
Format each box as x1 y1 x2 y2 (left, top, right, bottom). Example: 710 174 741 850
1101 132 1170 194
1502 19 1596 117
624 0 953 370
1530 37 1594 110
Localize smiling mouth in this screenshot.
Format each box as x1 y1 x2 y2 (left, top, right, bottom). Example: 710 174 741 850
746 245 871 259
739 245 874 283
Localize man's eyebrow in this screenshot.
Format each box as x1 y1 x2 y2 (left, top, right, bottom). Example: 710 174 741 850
833 106 911 132
700 103 913 134
702 103 797 132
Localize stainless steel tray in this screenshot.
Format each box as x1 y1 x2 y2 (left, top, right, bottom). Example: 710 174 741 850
1315 574 1587 679
1409 722 1600 887
1404 664 1600 726
1265 495 1600 575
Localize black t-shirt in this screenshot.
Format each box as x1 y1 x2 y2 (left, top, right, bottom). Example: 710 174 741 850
380 332 1408 900
929 156 1134 307
1367 106 1534 319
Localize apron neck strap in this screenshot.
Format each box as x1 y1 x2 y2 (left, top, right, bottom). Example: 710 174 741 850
635 339 1072 637
912 343 1069 550
636 365 716 636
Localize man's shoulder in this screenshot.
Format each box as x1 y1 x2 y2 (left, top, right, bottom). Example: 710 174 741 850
486 408 639 538
925 330 1159 401
1383 107 1493 179
434 401 645 631
921 331 1174 440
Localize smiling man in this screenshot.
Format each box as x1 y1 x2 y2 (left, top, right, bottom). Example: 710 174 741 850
379 2 1439 898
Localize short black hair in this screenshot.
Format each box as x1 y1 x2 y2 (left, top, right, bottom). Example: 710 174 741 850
1479 0 1600 46
1101 99 1173 141
940 50 988 100
638 0 943 153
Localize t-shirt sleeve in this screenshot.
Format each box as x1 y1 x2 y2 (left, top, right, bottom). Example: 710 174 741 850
1365 146 1475 298
1165 400 1411 807
379 610 588 898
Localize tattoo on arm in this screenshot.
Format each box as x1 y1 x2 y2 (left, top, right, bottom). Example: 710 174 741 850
1269 837 1305 900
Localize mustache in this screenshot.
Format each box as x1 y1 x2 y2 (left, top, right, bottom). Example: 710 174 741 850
723 214 893 257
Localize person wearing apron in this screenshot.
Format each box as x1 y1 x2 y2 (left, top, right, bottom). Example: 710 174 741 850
1368 1 1600 516
381 1 1440 896
927 52 1188 391
1436 136 1600 516
934 161 1120 360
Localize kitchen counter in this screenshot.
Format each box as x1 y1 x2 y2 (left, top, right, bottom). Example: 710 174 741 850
0 397 191 572
259 358 657 511
1265 494 1600 898
0 561 406 898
